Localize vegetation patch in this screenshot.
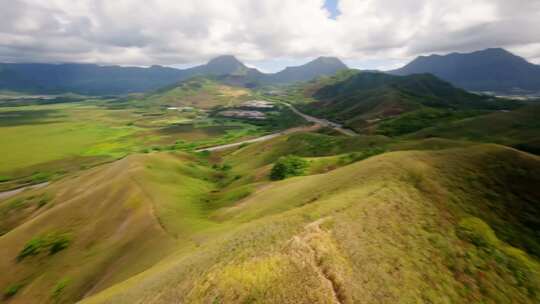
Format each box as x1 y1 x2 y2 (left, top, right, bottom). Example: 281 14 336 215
270 155 308 180
31 171 53 183
456 217 499 248
338 147 386 165
51 277 71 302
281 133 389 157
377 108 482 136
3 282 24 299
17 232 72 261
1 193 54 218
455 217 540 300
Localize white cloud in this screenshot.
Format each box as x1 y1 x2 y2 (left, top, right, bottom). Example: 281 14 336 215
0 0 539 68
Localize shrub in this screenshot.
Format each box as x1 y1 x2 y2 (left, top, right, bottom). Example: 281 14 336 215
3 283 23 299
456 217 499 248
213 163 232 172
339 147 385 165
31 172 51 183
51 278 70 301
49 235 71 254
37 194 52 208
270 155 308 180
17 233 71 261
17 237 47 261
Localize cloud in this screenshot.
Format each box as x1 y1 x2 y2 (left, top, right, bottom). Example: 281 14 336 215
0 0 539 68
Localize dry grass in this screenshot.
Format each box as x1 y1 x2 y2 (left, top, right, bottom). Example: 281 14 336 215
79 144 540 304
0 152 223 303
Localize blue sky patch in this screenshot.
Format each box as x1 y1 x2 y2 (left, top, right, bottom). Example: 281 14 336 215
324 0 340 19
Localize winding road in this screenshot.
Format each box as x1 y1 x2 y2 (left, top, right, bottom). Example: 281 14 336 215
0 105 354 198
195 103 356 152
283 103 357 136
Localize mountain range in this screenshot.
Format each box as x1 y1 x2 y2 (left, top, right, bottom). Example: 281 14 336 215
2 48 539 96
391 48 540 94
0 55 347 95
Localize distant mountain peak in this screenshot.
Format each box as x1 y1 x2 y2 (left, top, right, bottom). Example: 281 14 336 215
295 56 347 70
0 54 350 94
202 55 252 76
311 56 346 65
480 47 511 54
267 56 347 84
391 48 540 93
207 55 244 67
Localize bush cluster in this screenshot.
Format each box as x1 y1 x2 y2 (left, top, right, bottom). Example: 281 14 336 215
17 233 71 261
270 155 308 180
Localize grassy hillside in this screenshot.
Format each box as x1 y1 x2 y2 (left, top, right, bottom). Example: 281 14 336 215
135 77 253 109
0 152 242 303
409 104 540 149
75 144 540 304
281 71 519 133
1 120 539 304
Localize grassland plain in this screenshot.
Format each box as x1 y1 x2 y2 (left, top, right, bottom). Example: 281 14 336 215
0 103 143 190
74 143 540 304
0 88 305 192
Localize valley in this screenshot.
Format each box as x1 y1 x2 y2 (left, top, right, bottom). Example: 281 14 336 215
0 52 539 304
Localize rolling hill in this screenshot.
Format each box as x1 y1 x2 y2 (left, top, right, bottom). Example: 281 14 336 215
1 119 539 303
0 153 216 303
70 142 538 304
134 77 254 109
408 104 540 151
391 48 540 94
293 70 515 133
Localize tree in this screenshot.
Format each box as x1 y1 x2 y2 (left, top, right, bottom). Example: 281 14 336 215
270 155 308 180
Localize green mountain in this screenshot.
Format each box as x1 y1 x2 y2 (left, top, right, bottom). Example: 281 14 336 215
391 48 540 95
264 57 348 84
216 56 348 88
295 71 517 132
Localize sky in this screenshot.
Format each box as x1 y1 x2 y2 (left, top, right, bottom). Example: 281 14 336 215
1 0 540 72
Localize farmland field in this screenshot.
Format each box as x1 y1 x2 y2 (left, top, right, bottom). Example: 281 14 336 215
0 97 306 191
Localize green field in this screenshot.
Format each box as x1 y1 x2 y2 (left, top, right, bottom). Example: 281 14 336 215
0 95 306 191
